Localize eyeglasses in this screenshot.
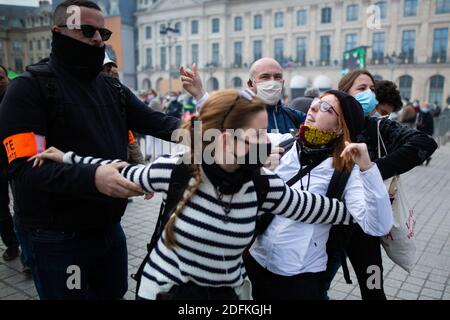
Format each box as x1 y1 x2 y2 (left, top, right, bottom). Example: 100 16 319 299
312 98 339 116
221 89 255 129
58 25 113 41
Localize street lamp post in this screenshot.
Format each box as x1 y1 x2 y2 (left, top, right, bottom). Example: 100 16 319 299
160 22 179 94
385 52 399 81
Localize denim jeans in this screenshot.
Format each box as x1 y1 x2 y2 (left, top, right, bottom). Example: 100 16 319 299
15 222 128 300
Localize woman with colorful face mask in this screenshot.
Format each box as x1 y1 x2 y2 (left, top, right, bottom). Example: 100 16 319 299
324 70 438 300
30 89 360 301
245 90 393 300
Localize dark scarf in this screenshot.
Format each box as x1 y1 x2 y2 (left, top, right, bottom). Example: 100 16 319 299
50 31 105 80
202 163 253 195
298 139 336 167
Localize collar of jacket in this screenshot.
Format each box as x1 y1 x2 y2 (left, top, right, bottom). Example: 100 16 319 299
265 100 283 112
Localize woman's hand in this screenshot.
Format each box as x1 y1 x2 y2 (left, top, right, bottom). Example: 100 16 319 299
28 146 65 168
264 146 285 171
340 141 374 172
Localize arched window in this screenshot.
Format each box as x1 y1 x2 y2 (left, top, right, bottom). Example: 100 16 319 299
399 75 413 100
232 77 242 88
429 75 445 106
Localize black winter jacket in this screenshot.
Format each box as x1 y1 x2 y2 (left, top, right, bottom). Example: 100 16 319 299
361 117 437 180
0 56 180 231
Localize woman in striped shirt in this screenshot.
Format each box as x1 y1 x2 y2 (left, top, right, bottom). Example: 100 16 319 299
31 89 364 300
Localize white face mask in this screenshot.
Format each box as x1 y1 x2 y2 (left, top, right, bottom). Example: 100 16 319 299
254 80 283 105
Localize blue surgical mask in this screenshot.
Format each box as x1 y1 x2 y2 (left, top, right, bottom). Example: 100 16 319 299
355 90 379 115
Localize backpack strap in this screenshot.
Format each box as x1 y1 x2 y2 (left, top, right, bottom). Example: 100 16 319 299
26 60 64 125
326 168 353 284
132 161 193 297
103 75 127 117
283 107 302 129
278 137 297 159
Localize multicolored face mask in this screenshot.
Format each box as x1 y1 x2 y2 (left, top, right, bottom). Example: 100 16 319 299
299 125 339 147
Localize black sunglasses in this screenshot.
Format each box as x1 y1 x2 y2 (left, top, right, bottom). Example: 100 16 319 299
58 25 113 41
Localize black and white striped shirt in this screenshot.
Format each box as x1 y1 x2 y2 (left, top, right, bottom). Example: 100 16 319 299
63 151 351 300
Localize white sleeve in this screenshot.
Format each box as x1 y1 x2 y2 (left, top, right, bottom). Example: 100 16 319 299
268 133 293 146
196 92 209 110
342 165 394 236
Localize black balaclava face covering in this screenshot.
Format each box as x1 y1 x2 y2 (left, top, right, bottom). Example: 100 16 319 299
51 31 105 80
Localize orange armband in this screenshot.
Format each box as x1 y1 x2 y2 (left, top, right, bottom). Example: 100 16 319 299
3 133 46 164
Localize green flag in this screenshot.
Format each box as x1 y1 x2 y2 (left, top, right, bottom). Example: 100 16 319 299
7 70 19 80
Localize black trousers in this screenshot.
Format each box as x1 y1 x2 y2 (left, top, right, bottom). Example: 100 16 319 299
325 224 386 300
0 167 18 248
244 254 326 300
156 282 239 300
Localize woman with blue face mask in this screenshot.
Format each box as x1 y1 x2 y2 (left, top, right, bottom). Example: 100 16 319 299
323 70 438 300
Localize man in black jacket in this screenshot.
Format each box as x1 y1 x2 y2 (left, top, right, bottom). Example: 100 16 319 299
0 0 180 300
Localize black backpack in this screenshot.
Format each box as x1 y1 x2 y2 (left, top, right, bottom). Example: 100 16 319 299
131 162 270 297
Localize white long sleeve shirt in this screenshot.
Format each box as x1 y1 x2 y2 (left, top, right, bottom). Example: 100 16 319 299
250 133 393 276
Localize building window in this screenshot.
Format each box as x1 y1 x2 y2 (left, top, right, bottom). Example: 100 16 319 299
345 33 358 51
297 9 307 26
234 16 242 32
436 0 450 14
274 12 284 28
321 7 332 23
375 1 388 19
145 26 152 39
274 38 284 63
174 22 181 34
212 18 220 33
212 43 220 65
320 35 331 64
404 0 418 17
232 77 242 88
296 37 307 65
372 32 385 62
234 41 242 67
159 24 166 35
14 58 23 71
37 40 42 51
253 40 262 61
191 44 198 64
346 5 359 21
12 40 21 51
146 48 152 68
399 75 413 99
432 28 448 62
160 46 166 69
46 38 50 49
29 40 33 51
429 75 445 107
254 14 262 30
401 30 415 61
191 20 199 34
175 45 182 67
373 75 383 81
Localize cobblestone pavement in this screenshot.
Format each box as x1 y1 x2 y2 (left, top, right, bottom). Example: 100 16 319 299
1 143 450 300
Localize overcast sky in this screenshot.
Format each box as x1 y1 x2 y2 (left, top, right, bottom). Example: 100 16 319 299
0 0 47 6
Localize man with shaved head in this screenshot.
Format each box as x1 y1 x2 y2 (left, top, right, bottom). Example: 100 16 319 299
180 58 306 134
